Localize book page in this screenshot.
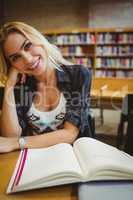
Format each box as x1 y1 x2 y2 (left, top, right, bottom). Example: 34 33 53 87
7 143 83 193
73 137 133 181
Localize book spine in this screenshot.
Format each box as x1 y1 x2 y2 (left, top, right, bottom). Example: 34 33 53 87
11 148 28 192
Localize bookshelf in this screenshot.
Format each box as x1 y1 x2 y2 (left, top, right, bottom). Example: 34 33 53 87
44 28 133 78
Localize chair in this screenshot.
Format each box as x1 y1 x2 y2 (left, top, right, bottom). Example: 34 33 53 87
91 84 108 125
98 84 108 125
88 110 95 138
116 94 133 153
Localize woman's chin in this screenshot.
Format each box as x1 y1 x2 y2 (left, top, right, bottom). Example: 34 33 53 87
33 64 46 76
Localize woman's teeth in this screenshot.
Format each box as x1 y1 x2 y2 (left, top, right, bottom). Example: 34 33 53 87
29 58 40 70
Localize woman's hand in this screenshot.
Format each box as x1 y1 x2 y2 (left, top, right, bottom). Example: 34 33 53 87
0 136 19 153
6 67 20 87
6 67 26 87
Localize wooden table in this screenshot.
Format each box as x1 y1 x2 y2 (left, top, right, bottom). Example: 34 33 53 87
90 89 127 125
0 151 78 200
91 77 133 110
91 89 124 109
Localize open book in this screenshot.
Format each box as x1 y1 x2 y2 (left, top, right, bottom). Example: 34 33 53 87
7 137 133 193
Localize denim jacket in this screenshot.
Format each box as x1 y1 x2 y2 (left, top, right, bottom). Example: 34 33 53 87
14 64 92 138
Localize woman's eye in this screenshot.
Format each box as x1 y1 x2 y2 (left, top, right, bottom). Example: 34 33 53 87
12 55 21 62
24 42 32 51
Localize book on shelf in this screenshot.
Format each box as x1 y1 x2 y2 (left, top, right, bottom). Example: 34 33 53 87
45 30 133 78
7 137 133 194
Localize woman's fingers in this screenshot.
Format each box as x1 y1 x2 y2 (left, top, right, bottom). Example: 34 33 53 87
6 67 19 87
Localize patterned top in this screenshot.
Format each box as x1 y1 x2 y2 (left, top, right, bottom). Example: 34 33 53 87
27 93 66 134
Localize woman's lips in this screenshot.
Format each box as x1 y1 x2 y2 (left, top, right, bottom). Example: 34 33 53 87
28 57 40 70
34 58 40 69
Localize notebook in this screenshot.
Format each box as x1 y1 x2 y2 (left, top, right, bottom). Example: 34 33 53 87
78 181 133 200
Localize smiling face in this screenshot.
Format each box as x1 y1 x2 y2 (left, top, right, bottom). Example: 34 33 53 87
3 32 48 76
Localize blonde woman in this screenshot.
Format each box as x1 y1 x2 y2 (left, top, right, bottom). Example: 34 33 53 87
0 21 92 153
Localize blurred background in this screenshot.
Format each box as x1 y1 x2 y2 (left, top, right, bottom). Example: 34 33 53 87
0 0 133 153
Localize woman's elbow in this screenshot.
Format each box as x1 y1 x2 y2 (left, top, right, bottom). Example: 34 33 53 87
64 122 79 144
0 125 22 137
69 129 79 144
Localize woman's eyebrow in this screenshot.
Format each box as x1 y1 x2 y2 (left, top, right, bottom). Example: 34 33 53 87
8 39 28 59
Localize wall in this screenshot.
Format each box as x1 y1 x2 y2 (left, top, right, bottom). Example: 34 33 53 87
0 0 133 31
0 0 5 25
2 0 89 32
89 0 133 28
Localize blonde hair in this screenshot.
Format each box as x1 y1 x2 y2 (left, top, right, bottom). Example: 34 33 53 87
0 21 72 84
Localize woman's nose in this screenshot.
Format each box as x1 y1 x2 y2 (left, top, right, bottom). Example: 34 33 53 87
21 51 33 65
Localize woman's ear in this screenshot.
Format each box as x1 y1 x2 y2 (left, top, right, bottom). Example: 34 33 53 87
20 73 26 84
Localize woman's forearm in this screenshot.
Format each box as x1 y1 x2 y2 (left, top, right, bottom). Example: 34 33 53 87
0 123 79 153
24 128 78 149
0 85 22 137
